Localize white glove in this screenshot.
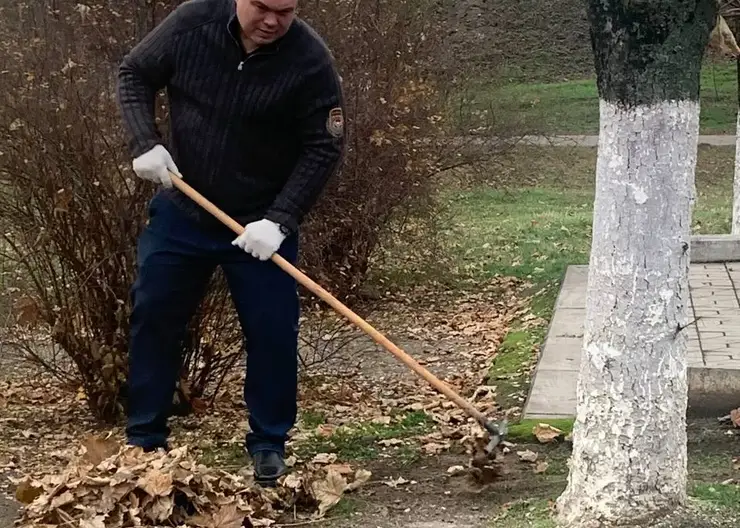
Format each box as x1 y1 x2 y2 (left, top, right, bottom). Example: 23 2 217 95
132 144 181 188
232 219 286 261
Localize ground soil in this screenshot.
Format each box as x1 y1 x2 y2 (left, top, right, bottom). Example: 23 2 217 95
318 418 739 528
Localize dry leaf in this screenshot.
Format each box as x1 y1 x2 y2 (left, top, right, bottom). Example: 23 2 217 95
311 453 337 465
347 469 372 492
730 408 740 428
311 468 348 517
446 465 466 476
14 477 43 504
383 476 409 488
282 474 303 490
422 441 450 455
533 423 562 444
534 461 549 474
50 490 75 509
212 504 246 528
377 438 404 447
138 468 173 497
82 435 119 465
147 495 174 522
315 424 336 437
517 450 538 463
79 516 107 528
325 463 353 475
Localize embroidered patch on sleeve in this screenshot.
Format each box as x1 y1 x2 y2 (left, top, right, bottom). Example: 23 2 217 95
326 107 344 138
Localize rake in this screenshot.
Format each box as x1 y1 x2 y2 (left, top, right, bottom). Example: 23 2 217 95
169 174 508 455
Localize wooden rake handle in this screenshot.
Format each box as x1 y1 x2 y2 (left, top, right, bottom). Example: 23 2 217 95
169 175 492 427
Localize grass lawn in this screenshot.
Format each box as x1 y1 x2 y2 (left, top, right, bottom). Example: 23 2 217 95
461 60 739 135
442 144 734 289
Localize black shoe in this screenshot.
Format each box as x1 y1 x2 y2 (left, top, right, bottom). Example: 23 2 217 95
252 450 288 487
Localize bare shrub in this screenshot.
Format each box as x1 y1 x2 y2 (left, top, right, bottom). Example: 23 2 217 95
0 0 510 422
0 1 243 422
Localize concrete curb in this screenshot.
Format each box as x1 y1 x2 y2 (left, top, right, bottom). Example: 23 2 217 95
691 234 740 263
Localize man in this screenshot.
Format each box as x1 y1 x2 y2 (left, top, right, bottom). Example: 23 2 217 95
116 0 344 486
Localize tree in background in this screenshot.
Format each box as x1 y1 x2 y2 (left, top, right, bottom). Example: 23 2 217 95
556 2 718 526
717 3 740 233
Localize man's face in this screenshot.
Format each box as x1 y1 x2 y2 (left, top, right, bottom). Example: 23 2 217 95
236 0 297 47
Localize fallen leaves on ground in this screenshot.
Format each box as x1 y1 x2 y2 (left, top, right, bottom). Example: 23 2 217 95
11 436 372 528
533 423 563 444
730 408 740 428
517 450 538 463
1 275 526 519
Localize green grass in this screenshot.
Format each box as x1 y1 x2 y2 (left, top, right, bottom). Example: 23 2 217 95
449 186 594 284
196 411 434 468
506 419 575 443
490 486 740 528
690 483 740 508
300 409 328 429
491 499 557 528
488 326 549 408
292 411 433 462
444 145 734 289
462 61 739 135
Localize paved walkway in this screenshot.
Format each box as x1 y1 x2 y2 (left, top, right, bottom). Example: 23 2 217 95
524 262 740 419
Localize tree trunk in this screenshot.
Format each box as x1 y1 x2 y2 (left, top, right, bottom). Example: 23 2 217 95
734 111 740 234
734 44 740 234
556 2 717 527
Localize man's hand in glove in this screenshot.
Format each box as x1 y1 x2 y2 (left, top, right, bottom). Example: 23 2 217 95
132 144 182 188
232 219 287 261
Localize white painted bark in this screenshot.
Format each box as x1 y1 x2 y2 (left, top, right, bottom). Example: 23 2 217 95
556 99 698 527
733 111 740 235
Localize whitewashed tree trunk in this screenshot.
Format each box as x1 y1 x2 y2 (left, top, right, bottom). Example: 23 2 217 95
556 100 697 527
733 111 740 234
556 2 718 527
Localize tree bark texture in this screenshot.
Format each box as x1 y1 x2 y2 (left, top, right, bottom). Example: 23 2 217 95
733 111 740 234
556 2 717 527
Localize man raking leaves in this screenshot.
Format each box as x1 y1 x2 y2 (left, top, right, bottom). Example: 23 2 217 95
118 0 506 489
117 0 344 486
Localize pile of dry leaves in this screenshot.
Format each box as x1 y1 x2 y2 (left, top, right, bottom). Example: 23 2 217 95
12 435 371 528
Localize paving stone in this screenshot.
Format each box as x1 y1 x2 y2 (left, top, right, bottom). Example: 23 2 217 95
704 359 740 369
555 265 589 309
537 337 581 371
548 307 585 338
524 369 577 419
525 262 740 419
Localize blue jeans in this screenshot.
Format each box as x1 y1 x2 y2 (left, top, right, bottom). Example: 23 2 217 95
125 191 299 456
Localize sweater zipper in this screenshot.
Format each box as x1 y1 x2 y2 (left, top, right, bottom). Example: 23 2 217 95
237 48 273 70
229 32 276 70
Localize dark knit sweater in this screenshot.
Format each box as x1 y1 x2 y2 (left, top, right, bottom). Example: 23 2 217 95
116 0 345 234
